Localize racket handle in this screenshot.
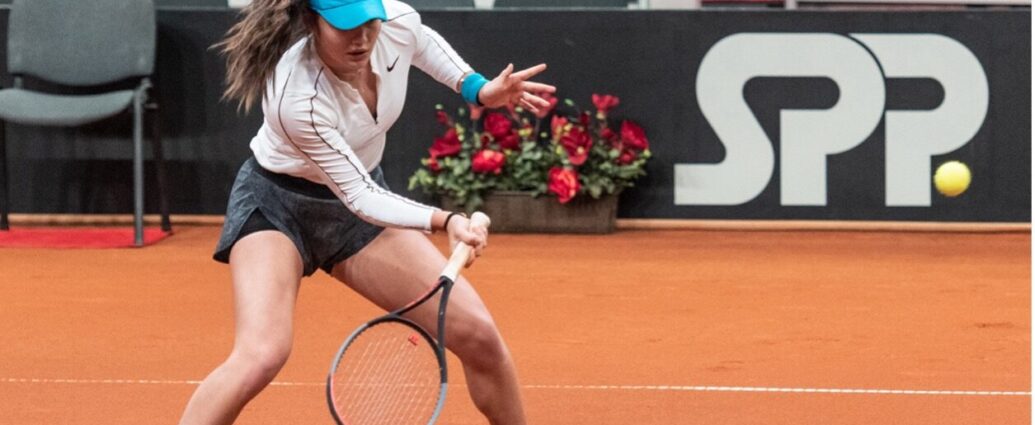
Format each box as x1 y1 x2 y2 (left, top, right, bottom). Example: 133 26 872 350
442 212 491 282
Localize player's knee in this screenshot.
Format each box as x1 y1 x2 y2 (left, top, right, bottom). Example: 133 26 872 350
453 316 508 370
231 341 292 387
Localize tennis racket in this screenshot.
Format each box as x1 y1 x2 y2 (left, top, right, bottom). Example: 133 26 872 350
326 212 491 425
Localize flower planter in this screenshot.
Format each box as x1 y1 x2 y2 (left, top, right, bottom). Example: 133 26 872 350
412 94 650 233
442 191 618 234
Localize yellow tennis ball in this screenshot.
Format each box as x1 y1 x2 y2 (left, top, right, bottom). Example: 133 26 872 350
933 161 971 197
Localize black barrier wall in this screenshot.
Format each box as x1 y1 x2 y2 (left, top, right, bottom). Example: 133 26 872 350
1 9 1029 222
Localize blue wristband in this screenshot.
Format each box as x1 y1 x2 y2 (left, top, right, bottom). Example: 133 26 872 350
461 72 489 105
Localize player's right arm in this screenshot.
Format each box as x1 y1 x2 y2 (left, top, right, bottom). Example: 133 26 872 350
275 88 439 232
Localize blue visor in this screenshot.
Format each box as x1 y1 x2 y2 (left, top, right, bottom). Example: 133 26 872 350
309 0 387 31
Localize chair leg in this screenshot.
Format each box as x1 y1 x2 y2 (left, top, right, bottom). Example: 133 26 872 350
148 102 171 232
0 121 8 231
133 93 145 247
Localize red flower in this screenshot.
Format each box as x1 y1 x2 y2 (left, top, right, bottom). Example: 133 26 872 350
435 110 450 126
591 94 620 116
499 132 521 151
616 149 636 165
471 149 506 175
548 167 580 204
468 103 484 121
560 126 593 166
427 156 442 172
550 115 569 140
429 128 461 158
484 112 512 140
534 91 558 119
620 120 648 151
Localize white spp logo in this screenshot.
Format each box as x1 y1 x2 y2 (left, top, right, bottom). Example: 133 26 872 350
675 33 988 207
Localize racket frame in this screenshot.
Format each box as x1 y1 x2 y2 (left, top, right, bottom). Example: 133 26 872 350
326 276 456 425
326 211 488 425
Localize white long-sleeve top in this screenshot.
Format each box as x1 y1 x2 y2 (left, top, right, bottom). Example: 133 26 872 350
251 0 473 231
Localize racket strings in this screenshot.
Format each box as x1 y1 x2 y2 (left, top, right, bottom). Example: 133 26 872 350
360 342 420 423
358 335 438 424
332 322 442 425
366 345 429 423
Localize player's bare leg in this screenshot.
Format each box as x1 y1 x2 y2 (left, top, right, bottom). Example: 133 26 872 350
179 231 304 425
330 227 527 425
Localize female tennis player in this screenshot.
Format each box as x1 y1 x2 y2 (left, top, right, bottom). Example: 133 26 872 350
177 0 553 423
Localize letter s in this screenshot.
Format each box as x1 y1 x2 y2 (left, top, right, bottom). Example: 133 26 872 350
679 33 884 206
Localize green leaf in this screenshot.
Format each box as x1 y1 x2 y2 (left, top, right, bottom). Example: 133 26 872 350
588 184 602 198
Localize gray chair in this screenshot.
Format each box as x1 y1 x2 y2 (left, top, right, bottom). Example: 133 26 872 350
0 0 170 246
406 0 476 8
155 0 230 7
493 0 631 7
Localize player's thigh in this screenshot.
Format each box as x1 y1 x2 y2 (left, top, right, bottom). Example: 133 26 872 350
228 230 304 352
330 227 498 341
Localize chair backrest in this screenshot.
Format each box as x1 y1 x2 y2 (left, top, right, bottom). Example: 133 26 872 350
155 0 230 7
406 0 476 8
8 0 156 86
493 0 630 7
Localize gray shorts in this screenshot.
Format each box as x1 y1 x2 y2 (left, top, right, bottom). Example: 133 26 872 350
213 157 387 277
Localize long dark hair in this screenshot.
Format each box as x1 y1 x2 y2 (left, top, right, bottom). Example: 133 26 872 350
213 0 317 112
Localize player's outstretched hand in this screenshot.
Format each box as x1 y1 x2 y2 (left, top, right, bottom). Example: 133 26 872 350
478 63 557 115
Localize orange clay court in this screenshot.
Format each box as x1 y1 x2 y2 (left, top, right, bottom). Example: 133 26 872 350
0 225 1029 424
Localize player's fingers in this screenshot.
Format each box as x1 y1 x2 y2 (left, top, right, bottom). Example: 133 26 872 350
510 63 547 81
519 97 539 115
497 63 514 81
475 229 489 251
522 92 551 109
476 227 489 249
458 238 480 267
464 243 482 267
521 81 556 94
468 221 486 236
459 227 487 249
460 232 480 247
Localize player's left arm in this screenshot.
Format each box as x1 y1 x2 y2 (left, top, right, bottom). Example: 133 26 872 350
408 20 470 93
408 18 556 114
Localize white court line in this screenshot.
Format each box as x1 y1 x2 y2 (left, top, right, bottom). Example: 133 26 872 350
523 384 1031 396
0 378 1029 396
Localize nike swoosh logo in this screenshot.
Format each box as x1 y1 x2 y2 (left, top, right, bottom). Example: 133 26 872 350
387 55 400 72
